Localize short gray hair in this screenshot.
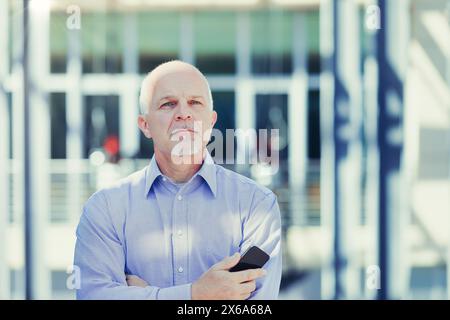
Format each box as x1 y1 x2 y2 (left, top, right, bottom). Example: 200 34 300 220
139 60 214 115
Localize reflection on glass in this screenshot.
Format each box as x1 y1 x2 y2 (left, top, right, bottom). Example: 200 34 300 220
251 10 292 75
138 12 179 74
82 12 123 74
194 12 236 74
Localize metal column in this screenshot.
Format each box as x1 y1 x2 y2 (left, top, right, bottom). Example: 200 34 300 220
66 8 84 224
120 12 140 158
24 0 52 299
332 0 363 299
0 0 11 300
23 0 33 300
289 12 309 226
320 0 362 299
319 0 336 299
376 0 410 300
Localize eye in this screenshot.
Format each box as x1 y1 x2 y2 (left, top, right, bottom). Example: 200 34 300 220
190 100 202 105
160 101 176 108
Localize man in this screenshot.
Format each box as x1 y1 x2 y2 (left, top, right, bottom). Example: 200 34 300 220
74 60 282 300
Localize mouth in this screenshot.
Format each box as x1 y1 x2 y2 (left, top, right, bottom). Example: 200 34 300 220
170 128 199 142
170 128 196 135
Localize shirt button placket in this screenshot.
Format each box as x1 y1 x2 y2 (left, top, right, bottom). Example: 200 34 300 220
174 192 186 284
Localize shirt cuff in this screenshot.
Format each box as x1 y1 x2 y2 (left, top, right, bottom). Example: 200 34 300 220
156 283 192 300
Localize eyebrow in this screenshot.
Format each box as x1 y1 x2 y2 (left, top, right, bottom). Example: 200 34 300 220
189 96 205 100
157 96 206 105
158 96 176 102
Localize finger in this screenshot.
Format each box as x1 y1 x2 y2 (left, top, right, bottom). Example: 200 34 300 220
212 252 241 271
232 268 266 283
239 292 251 300
239 280 256 294
126 275 136 285
126 274 147 286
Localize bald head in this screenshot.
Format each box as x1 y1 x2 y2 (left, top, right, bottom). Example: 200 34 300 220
139 60 213 114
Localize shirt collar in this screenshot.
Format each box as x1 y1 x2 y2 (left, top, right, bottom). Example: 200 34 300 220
144 151 217 198
144 155 163 197
195 151 217 198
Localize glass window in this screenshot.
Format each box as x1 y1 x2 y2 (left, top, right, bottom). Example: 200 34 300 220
50 93 66 159
51 270 75 299
50 11 67 73
307 90 321 159
81 12 123 74
359 7 371 74
49 93 68 223
7 1 14 74
138 12 179 74
194 12 236 74
7 92 12 159
306 11 320 74
418 128 450 179
255 94 289 187
251 10 293 75
10 268 25 299
139 132 154 159
409 266 447 299
50 171 68 223
83 95 120 158
6 93 13 225
208 91 236 164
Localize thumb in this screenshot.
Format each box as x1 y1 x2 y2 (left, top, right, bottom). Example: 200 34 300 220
213 252 241 271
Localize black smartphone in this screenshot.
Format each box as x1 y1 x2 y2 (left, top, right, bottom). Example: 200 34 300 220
229 246 270 272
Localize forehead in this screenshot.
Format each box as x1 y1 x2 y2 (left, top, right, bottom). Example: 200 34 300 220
151 70 208 100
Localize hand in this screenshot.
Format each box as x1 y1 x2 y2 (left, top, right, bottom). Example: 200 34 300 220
125 274 149 288
191 252 266 300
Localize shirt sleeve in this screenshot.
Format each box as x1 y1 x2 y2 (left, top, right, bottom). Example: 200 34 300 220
240 191 282 300
74 191 192 300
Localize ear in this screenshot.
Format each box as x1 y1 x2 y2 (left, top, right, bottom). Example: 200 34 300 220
137 115 152 139
211 111 218 127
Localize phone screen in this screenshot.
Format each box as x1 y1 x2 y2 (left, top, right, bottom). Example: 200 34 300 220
229 246 270 272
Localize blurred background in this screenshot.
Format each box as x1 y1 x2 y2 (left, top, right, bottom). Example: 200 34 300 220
0 0 449 300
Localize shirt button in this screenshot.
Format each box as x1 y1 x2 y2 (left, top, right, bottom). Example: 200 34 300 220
177 195 183 201
177 230 183 237
162 177 167 181
178 267 184 273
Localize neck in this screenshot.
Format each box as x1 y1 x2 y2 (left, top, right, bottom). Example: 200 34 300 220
154 148 206 183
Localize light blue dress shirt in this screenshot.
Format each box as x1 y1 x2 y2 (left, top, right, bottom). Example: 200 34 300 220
74 152 282 300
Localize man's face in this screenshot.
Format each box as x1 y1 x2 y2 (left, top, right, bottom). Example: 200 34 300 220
139 69 217 159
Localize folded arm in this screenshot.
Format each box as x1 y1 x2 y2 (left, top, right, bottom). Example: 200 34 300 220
240 192 282 300
74 191 191 300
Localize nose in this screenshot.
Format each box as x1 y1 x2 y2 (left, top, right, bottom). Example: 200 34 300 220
175 100 192 121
